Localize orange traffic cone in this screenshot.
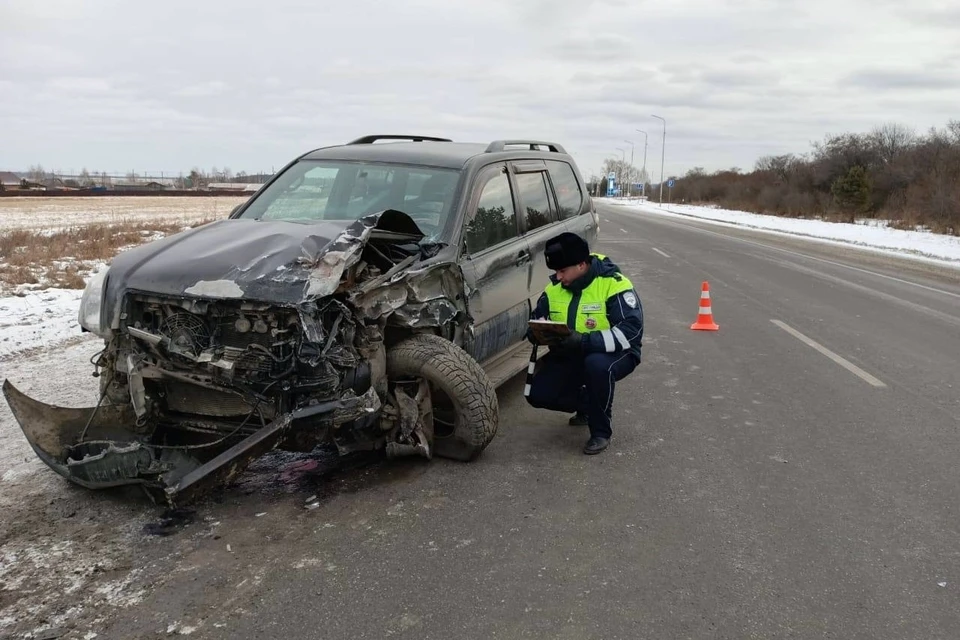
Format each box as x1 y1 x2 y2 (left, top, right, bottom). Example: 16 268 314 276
691 281 719 331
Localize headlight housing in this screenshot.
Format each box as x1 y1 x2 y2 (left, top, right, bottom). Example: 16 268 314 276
78 267 110 338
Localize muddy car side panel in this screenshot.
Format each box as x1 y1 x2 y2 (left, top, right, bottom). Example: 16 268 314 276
455 163 532 364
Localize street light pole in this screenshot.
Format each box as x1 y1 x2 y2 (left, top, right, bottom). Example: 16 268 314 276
651 115 666 205
635 129 648 185
615 147 625 197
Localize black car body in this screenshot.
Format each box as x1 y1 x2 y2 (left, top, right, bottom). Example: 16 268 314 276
3 135 599 504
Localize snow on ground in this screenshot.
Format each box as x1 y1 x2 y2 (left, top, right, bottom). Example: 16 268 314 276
605 198 960 269
0 287 85 358
0 195 247 231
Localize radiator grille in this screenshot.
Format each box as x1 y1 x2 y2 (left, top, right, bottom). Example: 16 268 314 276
164 381 257 417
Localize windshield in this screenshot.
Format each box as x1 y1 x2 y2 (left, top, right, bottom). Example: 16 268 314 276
238 159 461 241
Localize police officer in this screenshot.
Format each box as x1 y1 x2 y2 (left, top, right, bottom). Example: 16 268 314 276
525 232 643 454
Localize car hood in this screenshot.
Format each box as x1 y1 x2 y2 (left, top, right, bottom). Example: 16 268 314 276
102 210 425 317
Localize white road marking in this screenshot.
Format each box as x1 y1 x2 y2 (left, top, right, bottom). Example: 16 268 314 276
620 228 628 234
771 320 886 388
608 208 960 298
652 247 670 258
644 214 960 300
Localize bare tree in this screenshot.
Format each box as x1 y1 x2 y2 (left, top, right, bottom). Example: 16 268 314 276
947 120 960 144
870 123 915 165
755 154 799 182
27 165 46 183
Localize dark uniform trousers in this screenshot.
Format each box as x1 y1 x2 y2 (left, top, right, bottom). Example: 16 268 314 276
527 349 639 439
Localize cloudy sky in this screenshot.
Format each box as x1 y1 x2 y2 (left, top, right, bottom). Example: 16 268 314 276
1 0 958 180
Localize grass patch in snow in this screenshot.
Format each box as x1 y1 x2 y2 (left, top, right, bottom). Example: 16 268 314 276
0 219 217 292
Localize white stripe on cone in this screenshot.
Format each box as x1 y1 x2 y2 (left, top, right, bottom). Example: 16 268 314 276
699 306 712 314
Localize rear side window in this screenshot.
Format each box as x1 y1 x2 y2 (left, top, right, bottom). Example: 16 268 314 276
465 172 519 253
514 173 555 232
546 160 583 219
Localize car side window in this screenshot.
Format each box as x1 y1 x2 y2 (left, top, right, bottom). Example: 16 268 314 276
465 171 519 254
514 172 555 232
546 160 584 219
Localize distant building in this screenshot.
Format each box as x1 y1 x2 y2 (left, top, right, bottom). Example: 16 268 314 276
0 172 22 190
0 172 44 191
206 182 263 193
113 181 169 192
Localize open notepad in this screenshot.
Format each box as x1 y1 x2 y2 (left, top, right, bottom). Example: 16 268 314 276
528 319 571 345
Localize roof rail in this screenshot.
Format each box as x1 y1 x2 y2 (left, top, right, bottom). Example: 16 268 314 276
347 135 453 145
485 140 567 154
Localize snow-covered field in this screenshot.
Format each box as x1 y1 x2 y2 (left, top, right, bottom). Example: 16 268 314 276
0 195 246 231
605 198 960 269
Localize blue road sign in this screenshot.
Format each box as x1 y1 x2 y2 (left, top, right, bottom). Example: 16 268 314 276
667 179 675 188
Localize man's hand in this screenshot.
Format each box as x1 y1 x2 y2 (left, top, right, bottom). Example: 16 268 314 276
546 330 583 352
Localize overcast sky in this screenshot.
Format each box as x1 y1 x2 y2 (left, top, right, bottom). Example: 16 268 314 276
2 0 958 180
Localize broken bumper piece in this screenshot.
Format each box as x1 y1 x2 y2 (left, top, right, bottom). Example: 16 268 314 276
2 379 381 506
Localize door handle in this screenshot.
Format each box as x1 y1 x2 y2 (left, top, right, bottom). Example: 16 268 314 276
516 251 531 266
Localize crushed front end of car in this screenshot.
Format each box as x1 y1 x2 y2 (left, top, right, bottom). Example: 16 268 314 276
3 209 496 506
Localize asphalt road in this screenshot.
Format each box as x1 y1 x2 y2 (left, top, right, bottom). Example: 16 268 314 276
94 202 960 639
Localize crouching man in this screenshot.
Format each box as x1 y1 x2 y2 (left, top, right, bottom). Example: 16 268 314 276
525 232 643 455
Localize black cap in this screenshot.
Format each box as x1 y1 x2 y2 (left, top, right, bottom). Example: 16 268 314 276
544 232 590 270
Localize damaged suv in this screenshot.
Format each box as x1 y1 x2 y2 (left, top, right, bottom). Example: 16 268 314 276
3 135 599 505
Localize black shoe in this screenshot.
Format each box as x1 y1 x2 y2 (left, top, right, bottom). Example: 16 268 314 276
583 437 609 455
568 412 588 426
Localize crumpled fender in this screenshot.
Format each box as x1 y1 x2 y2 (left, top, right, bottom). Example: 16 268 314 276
1 378 159 489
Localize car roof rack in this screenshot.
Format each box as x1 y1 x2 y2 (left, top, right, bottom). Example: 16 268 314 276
347 135 453 145
485 140 567 154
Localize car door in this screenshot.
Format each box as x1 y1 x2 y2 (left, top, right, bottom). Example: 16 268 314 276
458 163 532 364
545 159 598 247
509 160 566 309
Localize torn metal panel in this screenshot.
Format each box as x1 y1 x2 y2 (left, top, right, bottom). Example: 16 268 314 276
1 379 191 490
101 209 427 327
385 379 433 460
3 379 139 465
349 261 470 329
160 413 296 506
3 375 387 503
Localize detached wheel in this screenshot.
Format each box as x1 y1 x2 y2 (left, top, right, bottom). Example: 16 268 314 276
386 333 499 461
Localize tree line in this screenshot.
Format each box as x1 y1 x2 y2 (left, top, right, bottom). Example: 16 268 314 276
13 166 272 190
656 121 960 236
